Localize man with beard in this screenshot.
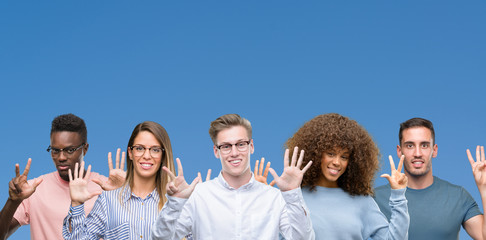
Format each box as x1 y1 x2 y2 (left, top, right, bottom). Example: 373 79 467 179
374 117 485 240
0 113 125 239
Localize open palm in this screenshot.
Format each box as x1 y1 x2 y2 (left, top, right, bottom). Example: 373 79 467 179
69 161 102 206
93 149 127 190
269 147 312 192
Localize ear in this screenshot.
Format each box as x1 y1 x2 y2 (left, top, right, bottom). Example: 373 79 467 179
127 147 133 161
396 145 402 159
213 145 220 158
432 144 438 158
83 143 89 156
250 139 254 154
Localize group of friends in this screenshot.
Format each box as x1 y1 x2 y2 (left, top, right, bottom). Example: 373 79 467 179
0 113 484 240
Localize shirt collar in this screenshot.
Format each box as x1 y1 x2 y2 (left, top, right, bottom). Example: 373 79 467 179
121 185 160 203
217 171 255 190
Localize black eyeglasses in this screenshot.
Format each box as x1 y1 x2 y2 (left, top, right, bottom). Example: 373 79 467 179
216 140 251 154
47 143 85 156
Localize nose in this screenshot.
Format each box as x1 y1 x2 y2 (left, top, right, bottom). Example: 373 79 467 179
143 149 152 159
57 151 68 161
230 145 239 156
413 147 422 158
332 157 341 166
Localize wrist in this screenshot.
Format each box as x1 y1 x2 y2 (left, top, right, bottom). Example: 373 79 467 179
7 196 23 205
71 201 84 207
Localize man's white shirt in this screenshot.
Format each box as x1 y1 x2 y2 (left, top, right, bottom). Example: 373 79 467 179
151 172 314 240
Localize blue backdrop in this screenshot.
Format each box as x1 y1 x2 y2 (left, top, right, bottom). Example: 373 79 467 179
1 1 485 239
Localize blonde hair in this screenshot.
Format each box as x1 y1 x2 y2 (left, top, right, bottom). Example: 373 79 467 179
209 114 252 145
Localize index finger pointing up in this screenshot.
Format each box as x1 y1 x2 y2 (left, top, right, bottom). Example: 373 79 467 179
388 155 396 171
163 166 176 180
176 158 184 176
108 152 114 170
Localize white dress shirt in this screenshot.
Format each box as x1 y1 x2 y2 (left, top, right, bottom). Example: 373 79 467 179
151 172 314 240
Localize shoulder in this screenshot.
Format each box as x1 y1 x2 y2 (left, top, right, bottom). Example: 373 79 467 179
374 183 391 191
433 176 469 193
26 171 61 192
252 181 281 198
373 184 391 199
30 171 57 182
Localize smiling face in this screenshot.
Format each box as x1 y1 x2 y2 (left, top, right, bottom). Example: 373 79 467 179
397 126 437 178
213 126 254 185
128 131 163 181
50 131 88 182
317 147 349 188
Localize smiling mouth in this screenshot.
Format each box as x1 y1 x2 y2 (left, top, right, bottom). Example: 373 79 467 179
411 160 424 168
228 159 242 166
140 163 153 170
328 168 340 175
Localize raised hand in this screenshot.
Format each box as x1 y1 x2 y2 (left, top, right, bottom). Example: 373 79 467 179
269 147 312 192
163 158 200 199
254 157 276 186
8 158 43 202
92 148 127 190
380 155 408 189
69 161 102 207
467 146 486 192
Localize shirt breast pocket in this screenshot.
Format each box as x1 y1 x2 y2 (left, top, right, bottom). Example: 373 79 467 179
105 221 130 240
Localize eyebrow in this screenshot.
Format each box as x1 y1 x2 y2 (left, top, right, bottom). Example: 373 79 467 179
218 139 249 145
403 141 431 145
133 144 161 147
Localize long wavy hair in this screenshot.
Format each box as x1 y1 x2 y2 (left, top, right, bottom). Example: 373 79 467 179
286 113 380 196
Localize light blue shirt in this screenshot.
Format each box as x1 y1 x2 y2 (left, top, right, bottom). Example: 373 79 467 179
63 186 160 240
302 186 409 240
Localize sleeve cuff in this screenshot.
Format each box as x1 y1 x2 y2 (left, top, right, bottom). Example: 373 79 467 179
281 187 303 204
69 203 85 217
389 188 406 202
166 194 189 210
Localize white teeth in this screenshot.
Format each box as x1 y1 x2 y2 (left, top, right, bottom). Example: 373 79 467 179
141 164 152 167
329 169 339 174
230 160 241 164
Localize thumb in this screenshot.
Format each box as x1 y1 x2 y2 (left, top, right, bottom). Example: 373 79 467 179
89 190 102 200
188 175 201 191
32 178 43 189
91 178 104 188
269 180 276 187
268 168 279 180
380 174 392 183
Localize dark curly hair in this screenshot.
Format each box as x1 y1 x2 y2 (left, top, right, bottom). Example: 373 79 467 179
286 113 380 196
50 113 87 143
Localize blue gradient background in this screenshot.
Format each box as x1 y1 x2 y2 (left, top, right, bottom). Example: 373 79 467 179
1 1 485 239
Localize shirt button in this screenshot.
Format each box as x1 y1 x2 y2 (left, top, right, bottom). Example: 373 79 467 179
140 235 142 238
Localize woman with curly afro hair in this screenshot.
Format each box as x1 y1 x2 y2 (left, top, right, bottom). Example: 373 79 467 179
285 113 409 240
